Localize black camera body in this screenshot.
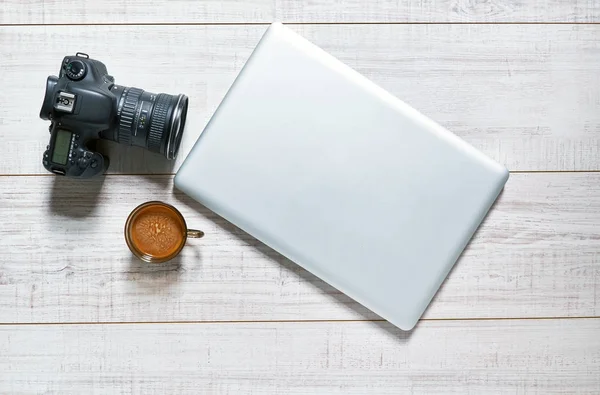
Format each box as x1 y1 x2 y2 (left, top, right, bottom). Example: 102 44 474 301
40 53 189 178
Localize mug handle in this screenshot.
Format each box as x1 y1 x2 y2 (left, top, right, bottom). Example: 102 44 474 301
187 229 205 238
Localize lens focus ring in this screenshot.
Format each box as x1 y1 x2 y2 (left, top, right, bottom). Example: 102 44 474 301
118 88 143 145
147 94 171 153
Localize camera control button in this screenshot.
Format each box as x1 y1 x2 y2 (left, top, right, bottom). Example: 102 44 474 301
78 158 89 168
43 160 49 166
84 151 92 159
91 160 98 169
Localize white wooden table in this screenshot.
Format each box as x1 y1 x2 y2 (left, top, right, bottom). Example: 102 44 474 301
1 1 600 393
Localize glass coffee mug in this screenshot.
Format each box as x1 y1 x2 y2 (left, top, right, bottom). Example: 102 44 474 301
125 201 204 263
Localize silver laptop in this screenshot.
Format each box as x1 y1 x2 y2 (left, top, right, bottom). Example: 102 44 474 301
175 23 509 330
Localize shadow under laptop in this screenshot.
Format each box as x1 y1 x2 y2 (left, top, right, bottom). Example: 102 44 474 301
173 189 415 343
419 187 507 322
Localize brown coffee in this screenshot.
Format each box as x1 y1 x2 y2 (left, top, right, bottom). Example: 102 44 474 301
129 204 186 259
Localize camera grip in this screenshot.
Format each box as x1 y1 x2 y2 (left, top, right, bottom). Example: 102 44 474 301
78 151 108 178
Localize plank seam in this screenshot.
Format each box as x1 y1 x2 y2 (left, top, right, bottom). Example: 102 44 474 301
1 22 600 27
3 170 600 177
0 316 598 326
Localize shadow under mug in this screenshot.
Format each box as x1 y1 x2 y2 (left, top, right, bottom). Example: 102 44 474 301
125 201 204 263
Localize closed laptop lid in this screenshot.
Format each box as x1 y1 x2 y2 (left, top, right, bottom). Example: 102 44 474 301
175 23 509 330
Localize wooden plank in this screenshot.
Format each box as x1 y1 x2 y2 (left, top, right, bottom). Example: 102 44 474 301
1 319 599 394
2 24 600 174
1 0 598 24
0 172 598 323
0 0 274 24
279 0 600 23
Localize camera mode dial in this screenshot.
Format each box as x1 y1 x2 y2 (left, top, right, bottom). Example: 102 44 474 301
65 60 87 81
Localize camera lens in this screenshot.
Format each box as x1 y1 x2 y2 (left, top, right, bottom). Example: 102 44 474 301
115 87 189 160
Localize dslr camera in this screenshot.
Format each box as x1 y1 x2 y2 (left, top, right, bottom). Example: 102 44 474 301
40 53 189 178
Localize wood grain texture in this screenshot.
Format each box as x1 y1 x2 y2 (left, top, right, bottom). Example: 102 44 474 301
279 0 600 23
0 1 598 390
0 0 274 24
1 0 598 24
2 24 600 174
1 319 599 394
0 172 598 323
